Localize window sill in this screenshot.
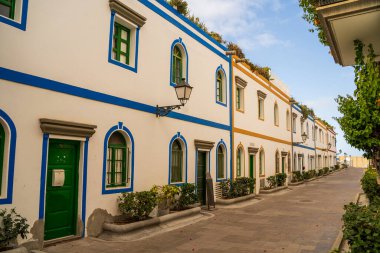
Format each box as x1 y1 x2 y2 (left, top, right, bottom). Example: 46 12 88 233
216 101 227 107
108 58 137 73
236 109 245 113
103 185 133 194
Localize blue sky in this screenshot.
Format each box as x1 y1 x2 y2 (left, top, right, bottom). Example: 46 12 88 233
186 0 362 156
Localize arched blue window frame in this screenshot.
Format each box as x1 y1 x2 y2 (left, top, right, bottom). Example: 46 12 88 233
170 38 189 87
216 139 227 182
102 122 135 194
215 65 227 107
0 0 28 31
168 132 188 185
0 109 17 204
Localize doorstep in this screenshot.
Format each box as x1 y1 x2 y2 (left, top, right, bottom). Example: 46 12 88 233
216 194 255 205
259 186 288 194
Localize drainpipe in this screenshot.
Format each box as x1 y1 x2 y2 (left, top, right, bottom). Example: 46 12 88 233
314 120 317 169
290 101 294 178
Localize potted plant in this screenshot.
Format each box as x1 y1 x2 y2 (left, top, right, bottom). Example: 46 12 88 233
151 185 179 216
0 209 29 252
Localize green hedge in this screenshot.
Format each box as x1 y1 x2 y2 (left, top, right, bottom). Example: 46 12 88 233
361 169 380 204
291 171 303 182
220 177 254 199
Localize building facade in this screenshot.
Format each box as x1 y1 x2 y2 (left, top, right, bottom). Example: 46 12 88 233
0 0 337 247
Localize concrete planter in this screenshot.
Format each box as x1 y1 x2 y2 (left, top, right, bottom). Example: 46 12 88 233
259 186 287 194
288 181 304 186
216 194 255 205
0 247 28 253
305 177 317 182
103 207 201 234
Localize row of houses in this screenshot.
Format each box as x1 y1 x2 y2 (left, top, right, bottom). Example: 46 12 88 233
0 0 336 245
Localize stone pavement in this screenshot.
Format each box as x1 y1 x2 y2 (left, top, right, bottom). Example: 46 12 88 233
45 167 363 253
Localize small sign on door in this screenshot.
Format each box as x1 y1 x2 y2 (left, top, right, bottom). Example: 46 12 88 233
52 169 65 187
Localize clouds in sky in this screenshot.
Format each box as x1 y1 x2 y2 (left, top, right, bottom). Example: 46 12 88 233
186 0 291 51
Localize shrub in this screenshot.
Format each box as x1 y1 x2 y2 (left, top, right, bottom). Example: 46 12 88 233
220 177 254 199
151 185 179 210
323 167 329 175
0 209 29 250
334 164 340 170
118 191 157 221
309 169 316 178
276 173 287 186
266 176 277 188
361 169 380 204
342 202 380 253
175 183 197 210
292 171 304 182
303 171 312 180
317 169 324 176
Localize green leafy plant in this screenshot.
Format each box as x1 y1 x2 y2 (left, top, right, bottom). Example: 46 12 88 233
323 167 330 175
291 171 304 182
276 173 287 186
0 209 29 250
334 164 340 170
175 183 198 210
151 185 180 210
335 40 380 174
266 176 277 188
361 169 380 204
118 191 157 221
342 202 380 252
167 0 189 16
220 177 254 199
303 171 312 180
317 169 324 177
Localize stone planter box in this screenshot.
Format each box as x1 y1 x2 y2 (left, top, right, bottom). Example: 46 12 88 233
0 247 28 253
103 207 201 234
216 194 255 205
288 181 304 186
305 177 317 182
259 186 287 194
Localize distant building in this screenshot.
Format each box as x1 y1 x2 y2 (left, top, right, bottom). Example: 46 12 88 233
338 156 370 168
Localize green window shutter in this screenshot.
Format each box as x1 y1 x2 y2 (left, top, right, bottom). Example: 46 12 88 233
106 132 127 188
236 149 241 177
217 146 224 178
113 22 131 65
0 124 4 195
0 0 15 19
236 88 240 109
172 46 183 85
171 140 183 183
216 72 223 102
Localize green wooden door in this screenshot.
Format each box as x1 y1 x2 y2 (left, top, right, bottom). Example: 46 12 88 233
45 139 79 240
249 155 254 193
197 151 207 205
282 157 285 173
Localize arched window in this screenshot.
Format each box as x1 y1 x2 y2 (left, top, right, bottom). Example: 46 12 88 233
274 103 279 126
293 153 297 171
171 139 184 183
286 110 290 131
287 152 291 173
0 123 5 194
306 122 309 138
236 147 244 177
107 131 130 188
172 46 183 85
259 149 265 176
217 145 225 179
216 70 226 104
275 151 280 173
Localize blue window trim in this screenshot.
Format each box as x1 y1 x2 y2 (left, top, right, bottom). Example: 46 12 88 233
293 143 315 151
137 0 228 62
102 122 135 194
168 132 187 185
108 12 140 73
215 65 227 107
154 0 227 52
216 139 228 182
292 104 314 122
170 38 189 87
38 135 89 228
0 109 17 205
0 67 230 131
0 0 28 31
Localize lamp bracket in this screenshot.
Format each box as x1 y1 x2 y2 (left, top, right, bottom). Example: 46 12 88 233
156 104 182 117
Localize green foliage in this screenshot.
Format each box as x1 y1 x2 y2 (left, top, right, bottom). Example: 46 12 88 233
335 40 380 173
323 167 329 175
175 183 198 210
167 0 189 16
151 185 179 210
361 169 380 204
342 202 380 252
220 177 255 199
292 171 304 182
266 176 277 188
317 169 324 176
209 31 225 44
303 170 312 180
298 103 315 121
298 0 328 46
227 42 245 59
276 173 287 186
118 191 157 220
188 14 208 33
0 208 29 250
316 117 334 130
334 164 340 170
245 60 271 81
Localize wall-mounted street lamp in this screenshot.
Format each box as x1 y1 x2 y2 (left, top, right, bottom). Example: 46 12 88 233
294 132 307 145
156 78 193 117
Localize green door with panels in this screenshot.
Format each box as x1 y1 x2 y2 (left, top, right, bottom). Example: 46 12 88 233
44 139 79 241
197 151 207 205
249 155 255 193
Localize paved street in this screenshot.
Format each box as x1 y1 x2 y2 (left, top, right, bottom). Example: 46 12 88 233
46 168 362 253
